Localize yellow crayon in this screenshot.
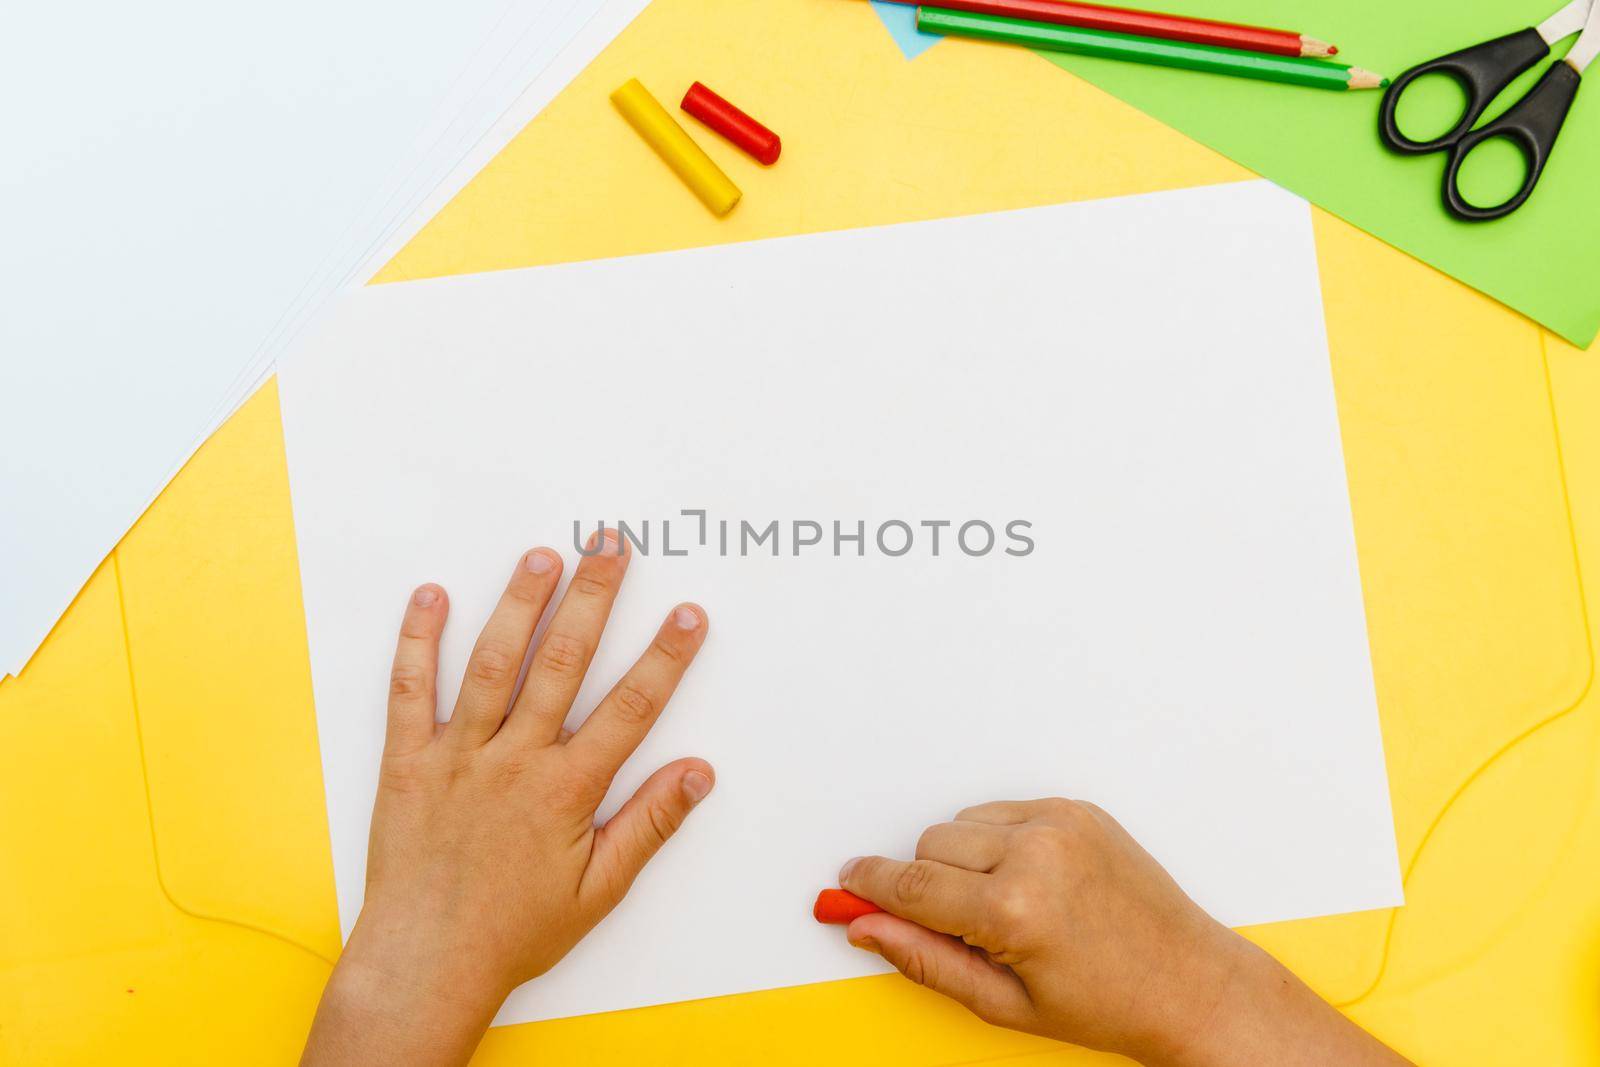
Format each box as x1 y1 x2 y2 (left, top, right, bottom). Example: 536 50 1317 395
610 78 741 217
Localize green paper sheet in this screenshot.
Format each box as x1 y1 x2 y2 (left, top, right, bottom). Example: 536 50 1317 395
1026 0 1600 346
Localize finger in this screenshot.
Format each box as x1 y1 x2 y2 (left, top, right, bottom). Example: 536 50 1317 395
510 529 629 744
447 548 563 748
387 584 448 755
954 799 1052 826
847 912 1031 1028
839 855 989 938
916 821 1010 873
581 757 715 910
566 603 707 781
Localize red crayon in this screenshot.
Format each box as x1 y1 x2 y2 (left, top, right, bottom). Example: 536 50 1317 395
681 82 782 165
813 888 883 924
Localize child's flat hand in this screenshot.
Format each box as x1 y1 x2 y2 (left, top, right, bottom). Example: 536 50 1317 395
839 799 1412 1067
303 533 712 1066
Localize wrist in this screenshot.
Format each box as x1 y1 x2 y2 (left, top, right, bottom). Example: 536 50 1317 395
1121 924 1268 1067
341 903 514 1015
1159 935 1276 1066
301 912 509 1067
1143 931 1405 1067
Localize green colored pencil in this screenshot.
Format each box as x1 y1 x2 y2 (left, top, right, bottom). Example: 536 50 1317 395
916 6 1387 90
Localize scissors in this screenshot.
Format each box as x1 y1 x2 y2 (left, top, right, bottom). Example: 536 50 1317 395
1379 0 1600 220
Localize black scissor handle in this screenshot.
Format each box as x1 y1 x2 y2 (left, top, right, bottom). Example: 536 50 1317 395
1380 27 1549 154
1442 60 1582 220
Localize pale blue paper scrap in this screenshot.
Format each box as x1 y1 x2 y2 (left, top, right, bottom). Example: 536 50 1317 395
870 1 943 58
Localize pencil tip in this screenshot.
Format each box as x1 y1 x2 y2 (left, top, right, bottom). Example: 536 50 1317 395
1299 36 1337 58
1328 45 1339 56
1346 68 1387 90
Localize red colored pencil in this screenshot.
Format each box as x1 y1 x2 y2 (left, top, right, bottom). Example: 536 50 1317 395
877 0 1335 57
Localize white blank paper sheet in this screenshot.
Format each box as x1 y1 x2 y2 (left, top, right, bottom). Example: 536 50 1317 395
280 181 1401 1025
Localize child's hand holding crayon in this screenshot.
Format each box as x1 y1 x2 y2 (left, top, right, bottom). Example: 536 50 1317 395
833 799 1413 1066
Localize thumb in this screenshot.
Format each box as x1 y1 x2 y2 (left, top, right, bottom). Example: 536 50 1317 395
583 758 714 908
847 912 1031 1028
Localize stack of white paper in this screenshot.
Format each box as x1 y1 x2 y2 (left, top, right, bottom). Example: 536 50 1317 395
280 181 1402 1024
1 0 651 677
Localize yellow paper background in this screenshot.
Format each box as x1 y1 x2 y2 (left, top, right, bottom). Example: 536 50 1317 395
4 2 1600 1063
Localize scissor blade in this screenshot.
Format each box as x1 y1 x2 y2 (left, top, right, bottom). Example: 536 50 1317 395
1538 0 1595 45
1561 0 1600 71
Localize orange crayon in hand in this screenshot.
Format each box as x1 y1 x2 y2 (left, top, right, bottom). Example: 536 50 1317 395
813 888 882 924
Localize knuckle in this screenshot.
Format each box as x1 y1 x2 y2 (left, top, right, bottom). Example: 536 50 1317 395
568 571 614 599
914 824 943 860
1014 824 1065 858
650 635 689 666
466 644 519 687
1076 800 1114 829
899 950 934 988
1043 796 1078 818
535 632 589 677
1039 797 1092 832
505 577 545 605
1061 797 1095 820
988 881 1038 929
388 665 432 700
894 859 938 905
611 682 658 725
645 801 683 845
1056 799 1104 838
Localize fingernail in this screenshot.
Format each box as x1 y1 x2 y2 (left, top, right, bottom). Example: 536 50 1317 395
413 586 438 607
525 549 556 574
586 528 622 554
672 605 702 631
838 857 861 882
849 935 880 953
682 769 714 804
